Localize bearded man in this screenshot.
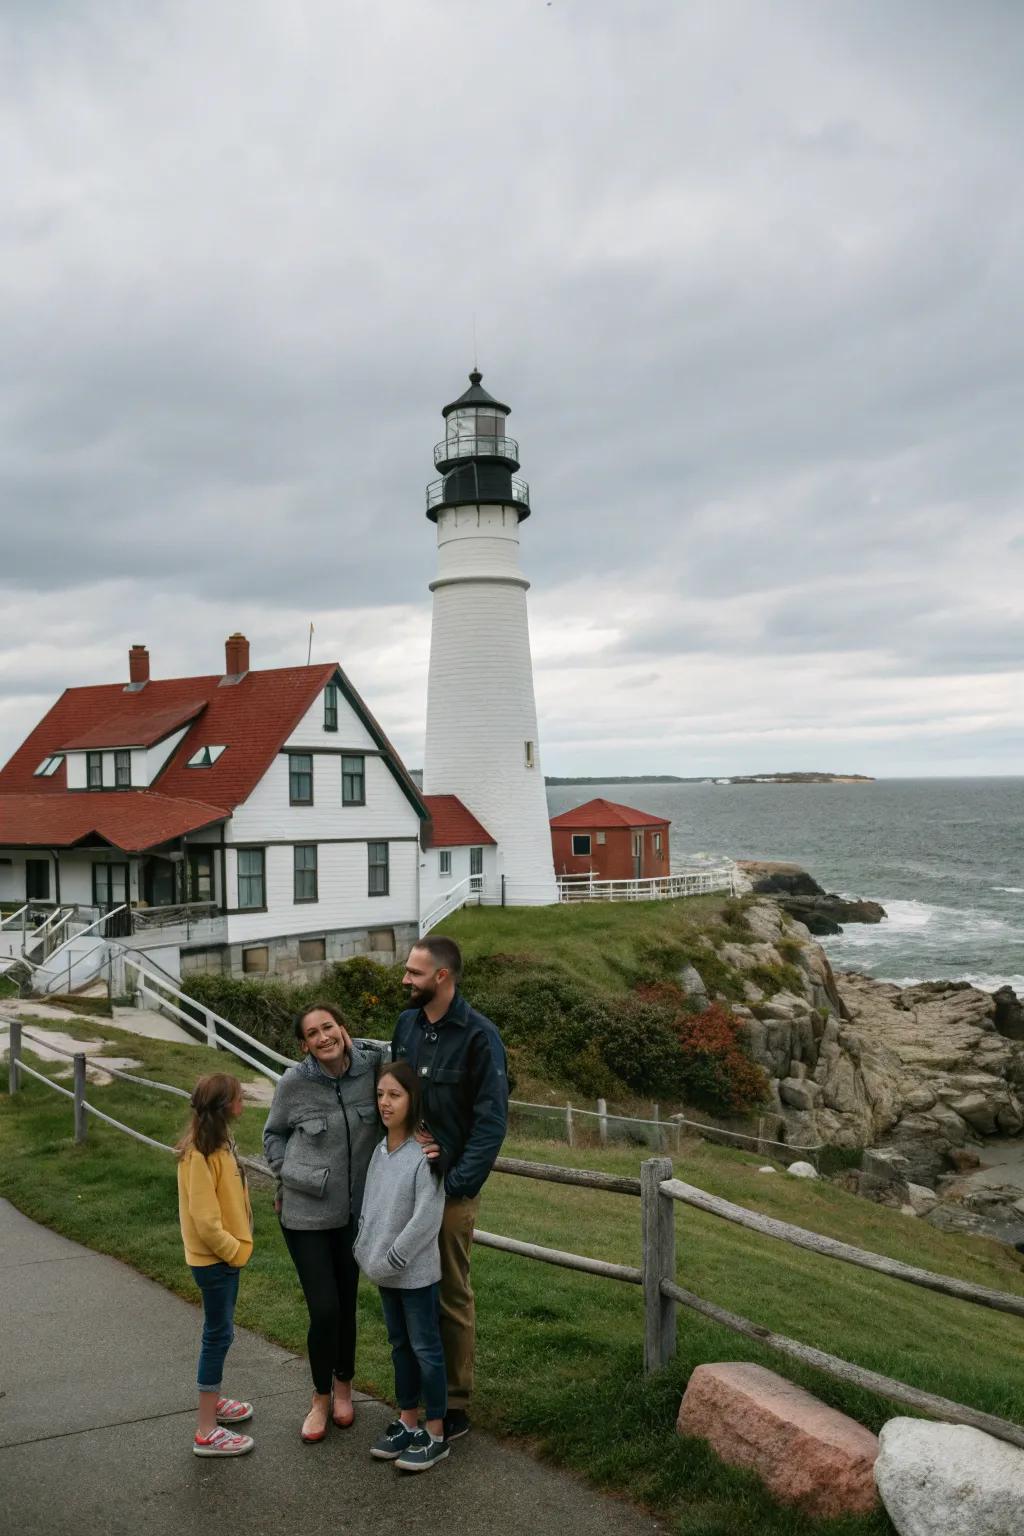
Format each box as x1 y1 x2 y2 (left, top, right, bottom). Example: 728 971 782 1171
391 934 508 1443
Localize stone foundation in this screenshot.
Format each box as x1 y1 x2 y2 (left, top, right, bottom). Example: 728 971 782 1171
181 922 418 981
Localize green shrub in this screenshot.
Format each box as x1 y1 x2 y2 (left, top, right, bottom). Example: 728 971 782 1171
674 1003 769 1115
185 945 769 1116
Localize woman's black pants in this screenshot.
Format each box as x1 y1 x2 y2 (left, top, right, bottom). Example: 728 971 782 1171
281 1223 359 1393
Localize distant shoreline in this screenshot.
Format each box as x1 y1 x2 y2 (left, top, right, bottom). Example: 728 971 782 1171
545 772 875 786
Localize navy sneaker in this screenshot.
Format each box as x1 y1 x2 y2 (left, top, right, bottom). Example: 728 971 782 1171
443 1409 470 1441
370 1420 419 1460
395 1429 451 1473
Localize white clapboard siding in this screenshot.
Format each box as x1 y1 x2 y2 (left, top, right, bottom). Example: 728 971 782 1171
225 839 419 944
227 752 421 844
283 677 378 752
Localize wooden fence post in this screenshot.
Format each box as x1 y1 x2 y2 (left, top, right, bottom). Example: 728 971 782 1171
641 1156 677 1374
8 1017 21 1093
565 1102 574 1148
73 1053 88 1144
597 1097 608 1146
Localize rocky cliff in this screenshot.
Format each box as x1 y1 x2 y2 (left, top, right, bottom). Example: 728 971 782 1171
691 897 1024 1189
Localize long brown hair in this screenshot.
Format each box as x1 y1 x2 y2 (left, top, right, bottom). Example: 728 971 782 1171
377 1059 443 1179
175 1073 242 1159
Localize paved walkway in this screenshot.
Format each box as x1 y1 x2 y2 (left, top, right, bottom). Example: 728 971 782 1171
0 1201 661 1535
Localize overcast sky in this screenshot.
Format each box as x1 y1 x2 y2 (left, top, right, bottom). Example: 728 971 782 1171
2 1 1022 778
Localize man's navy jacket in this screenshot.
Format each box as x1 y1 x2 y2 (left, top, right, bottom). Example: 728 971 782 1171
391 992 508 1199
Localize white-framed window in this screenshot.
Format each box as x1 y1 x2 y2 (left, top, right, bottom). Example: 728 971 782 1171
342 755 365 805
571 834 591 857
654 832 662 854
323 683 338 732
524 740 535 768
596 830 606 845
238 848 265 909
294 844 318 903
114 750 131 789
87 751 103 789
289 754 314 805
188 745 226 767
439 850 452 877
368 841 389 896
34 755 63 777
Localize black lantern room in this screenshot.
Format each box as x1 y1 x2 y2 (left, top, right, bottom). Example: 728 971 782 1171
426 370 531 521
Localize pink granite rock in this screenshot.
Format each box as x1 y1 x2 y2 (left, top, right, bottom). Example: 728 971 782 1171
677 1362 879 1518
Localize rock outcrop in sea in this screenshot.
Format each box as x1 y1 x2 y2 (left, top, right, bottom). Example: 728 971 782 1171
736 861 887 935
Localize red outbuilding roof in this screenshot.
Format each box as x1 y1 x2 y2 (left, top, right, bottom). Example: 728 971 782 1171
549 797 670 830
0 792 229 853
422 795 496 847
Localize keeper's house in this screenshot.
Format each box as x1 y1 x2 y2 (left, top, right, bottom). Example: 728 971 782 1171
549 797 671 883
0 635 430 979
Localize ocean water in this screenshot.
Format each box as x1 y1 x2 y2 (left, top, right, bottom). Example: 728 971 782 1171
545 778 1024 993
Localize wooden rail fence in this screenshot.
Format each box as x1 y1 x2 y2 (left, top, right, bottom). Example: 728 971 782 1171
5 1024 1024 1451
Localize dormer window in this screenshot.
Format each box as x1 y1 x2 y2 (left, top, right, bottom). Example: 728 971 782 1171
115 750 131 789
324 683 338 732
34 755 63 777
187 745 226 768
87 752 103 789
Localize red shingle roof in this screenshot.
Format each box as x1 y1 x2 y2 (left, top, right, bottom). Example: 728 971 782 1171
549 797 670 830
0 659 427 850
0 792 229 853
423 795 496 847
59 700 209 750
0 665 337 808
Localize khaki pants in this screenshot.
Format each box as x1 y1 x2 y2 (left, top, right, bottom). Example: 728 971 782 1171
438 1194 480 1409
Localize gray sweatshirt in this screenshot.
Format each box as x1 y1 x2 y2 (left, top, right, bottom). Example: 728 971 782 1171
353 1136 445 1289
262 1044 382 1230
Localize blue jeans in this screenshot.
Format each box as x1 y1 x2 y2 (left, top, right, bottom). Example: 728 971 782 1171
379 1283 447 1422
190 1261 239 1393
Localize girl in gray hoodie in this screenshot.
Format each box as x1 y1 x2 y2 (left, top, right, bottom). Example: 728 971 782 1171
354 1059 448 1473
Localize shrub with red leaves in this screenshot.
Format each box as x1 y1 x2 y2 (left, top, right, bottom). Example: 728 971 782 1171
673 1002 769 1115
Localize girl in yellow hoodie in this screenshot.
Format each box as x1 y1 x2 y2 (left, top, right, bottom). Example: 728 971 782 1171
176 1073 254 1458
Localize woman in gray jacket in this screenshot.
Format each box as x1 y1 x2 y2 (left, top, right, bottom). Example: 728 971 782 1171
263 1003 381 1442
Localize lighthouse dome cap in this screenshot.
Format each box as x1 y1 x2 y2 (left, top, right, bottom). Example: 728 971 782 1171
441 369 511 419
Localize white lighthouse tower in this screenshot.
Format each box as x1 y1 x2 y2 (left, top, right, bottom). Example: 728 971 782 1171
423 371 557 904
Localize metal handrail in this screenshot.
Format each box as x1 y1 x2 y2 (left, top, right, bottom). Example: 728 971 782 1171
433 433 519 466
131 901 220 931
25 905 66 948
425 475 530 511
41 905 128 971
419 875 476 938
123 958 292 1075
0 904 29 931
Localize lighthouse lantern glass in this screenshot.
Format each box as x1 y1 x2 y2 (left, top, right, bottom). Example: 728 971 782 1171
447 408 503 452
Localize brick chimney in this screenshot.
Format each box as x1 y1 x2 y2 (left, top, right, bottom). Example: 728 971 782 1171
224 633 250 676
128 645 150 684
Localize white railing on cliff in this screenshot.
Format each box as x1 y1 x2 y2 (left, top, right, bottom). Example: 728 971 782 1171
557 865 736 903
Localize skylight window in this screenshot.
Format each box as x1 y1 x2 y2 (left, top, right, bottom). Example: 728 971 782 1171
187 745 226 768
34 755 63 777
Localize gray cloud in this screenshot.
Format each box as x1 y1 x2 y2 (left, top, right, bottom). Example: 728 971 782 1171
1 0 1022 774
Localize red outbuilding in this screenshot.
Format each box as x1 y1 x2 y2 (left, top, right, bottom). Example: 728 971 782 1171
549 797 671 882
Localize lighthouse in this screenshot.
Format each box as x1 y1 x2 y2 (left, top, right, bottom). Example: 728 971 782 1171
422 371 557 904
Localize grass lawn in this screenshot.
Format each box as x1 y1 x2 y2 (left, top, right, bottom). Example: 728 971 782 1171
2 1019 1024 1536
445 894 732 993
0 974 18 999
